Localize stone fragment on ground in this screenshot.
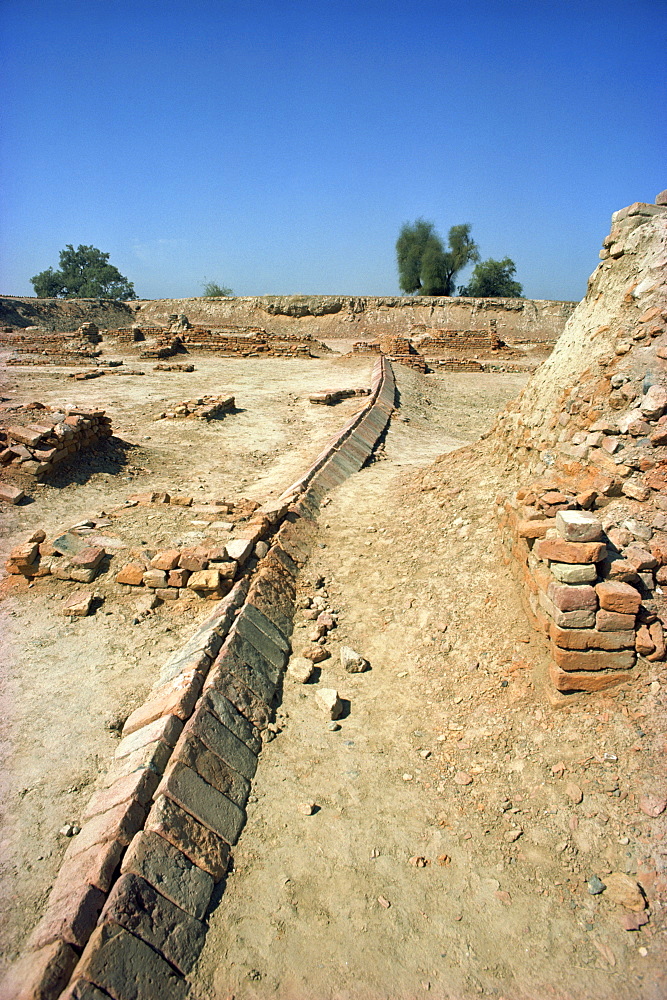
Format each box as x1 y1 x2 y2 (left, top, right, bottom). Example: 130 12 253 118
315 688 343 719
287 656 315 683
340 645 370 672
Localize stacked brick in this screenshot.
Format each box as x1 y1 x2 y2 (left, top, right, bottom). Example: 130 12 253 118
2 322 103 365
435 358 485 372
309 387 370 405
499 489 666 693
378 336 428 373
115 534 260 601
410 325 502 352
5 536 106 584
0 408 112 478
351 341 382 354
156 394 235 420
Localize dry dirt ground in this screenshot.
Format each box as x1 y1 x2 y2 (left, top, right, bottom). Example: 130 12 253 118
1 355 665 1000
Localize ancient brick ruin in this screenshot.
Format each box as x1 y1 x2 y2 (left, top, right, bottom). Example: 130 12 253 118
0 404 112 479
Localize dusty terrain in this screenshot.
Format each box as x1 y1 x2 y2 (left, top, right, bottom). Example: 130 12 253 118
1 353 665 999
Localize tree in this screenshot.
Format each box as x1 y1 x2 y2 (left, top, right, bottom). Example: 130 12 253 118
31 245 136 300
201 279 233 297
458 257 523 298
396 220 479 295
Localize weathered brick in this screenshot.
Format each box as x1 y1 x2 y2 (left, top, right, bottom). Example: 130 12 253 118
539 591 596 629
547 582 597 612
204 667 272 730
233 613 289 669
0 940 78 1000
215 634 277 702
517 520 551 539
179 547 208 571
555 510 604 542
82 767 160 820
549 624 635 651
535 538 606 564
201 688 263 754
27 881 106 949
552 646 635 672
59 979 109 999
549 661 633 692
115 562 145 586
170 733 249 807
185 704 257 780
121 830 214 920
73 922 188 999
52 839 123 895
145 794 230 880
157 762 245 844
71 546 105 570
121 669 203 736
168 567 190 587
241 602 291 650
143 568 168 589
595 580 642 615
150 549 181 571
102 739 173 788
624 544 659 571
114 715 183 760
63 800 146 861
101 873 206 974
596 608 636 631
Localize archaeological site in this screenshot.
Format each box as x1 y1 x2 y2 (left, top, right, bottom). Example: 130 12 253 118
0 193 666 1000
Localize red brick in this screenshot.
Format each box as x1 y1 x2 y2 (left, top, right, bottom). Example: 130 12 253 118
595 580 642 614
71 546 105 569
636 625 655 656
114 714 183 760
552 646 635 672
63 800 146 862
52 839 123 895
27 882 106 949
82 767 160 820
517 520 551 539
179 548 209 571
121 670 203 736
145 794 230 880
0 940 78 1000
151 549 181 571
624 544 659 571
647 620 666 661
549 661 634 692
547 582 597 612
168 568 190 587
115 562 145 586
596 608 636 631
549 624 635 651
72 923 188 999
535 538 606 564
649 533 667 566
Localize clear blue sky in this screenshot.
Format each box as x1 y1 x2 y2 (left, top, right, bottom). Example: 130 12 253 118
1 0 665 302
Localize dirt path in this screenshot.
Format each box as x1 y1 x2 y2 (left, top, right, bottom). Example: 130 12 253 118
189 368 666 1000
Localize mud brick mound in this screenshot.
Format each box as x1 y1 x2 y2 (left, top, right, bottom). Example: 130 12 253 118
492 195 667 694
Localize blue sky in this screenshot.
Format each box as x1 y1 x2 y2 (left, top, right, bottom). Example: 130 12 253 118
1 0 665 302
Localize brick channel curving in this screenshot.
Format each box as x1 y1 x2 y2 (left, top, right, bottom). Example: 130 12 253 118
1 357 396 1000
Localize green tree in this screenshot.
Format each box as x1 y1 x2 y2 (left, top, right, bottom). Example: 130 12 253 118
31 245 136 300
201 279 233 297
396 220 479 295
458 257 523 298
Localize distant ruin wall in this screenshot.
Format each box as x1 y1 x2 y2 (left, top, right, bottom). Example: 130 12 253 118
0 295 576 345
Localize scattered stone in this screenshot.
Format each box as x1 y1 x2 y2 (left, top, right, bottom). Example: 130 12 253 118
639 793 667 817
297 802 316 816
327 722 341 732
588 875 606 895
0 484 26 504
604 873 646 911
565 782 584 804
340 645 370 673
62 591 94 617
454 771 473 785
315 688 343 719
287 656 314 684
620 911 650 931
409 856 429 867
377 895 391 908
503 829 523 842
302 644 330 663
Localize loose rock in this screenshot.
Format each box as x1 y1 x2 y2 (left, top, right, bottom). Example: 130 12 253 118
340 646 370 673
315 688 343 719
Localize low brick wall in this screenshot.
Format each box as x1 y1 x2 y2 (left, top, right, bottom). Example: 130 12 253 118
0 358 395 1000
0 407 113 479
497 485 665 693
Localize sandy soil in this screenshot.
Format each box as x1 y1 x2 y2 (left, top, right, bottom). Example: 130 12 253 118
1 357 664 1000
188 368 666 1000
